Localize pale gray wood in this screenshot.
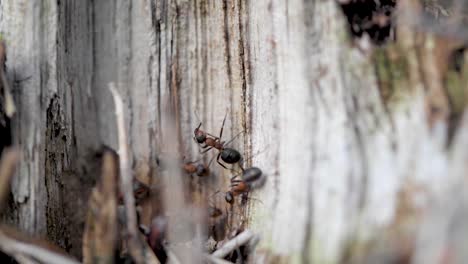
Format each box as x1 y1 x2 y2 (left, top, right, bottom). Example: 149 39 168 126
2 0 468 263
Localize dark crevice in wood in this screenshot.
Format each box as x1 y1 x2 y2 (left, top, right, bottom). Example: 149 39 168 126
237 0 251 169
0 118 12 158
44 95 70 251
338 0 396 45
445 47 467 147
223 0 233 87
201 0 209 126
302 1 317 261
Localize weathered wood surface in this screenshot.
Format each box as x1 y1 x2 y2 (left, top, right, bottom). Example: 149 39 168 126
1 0 468 263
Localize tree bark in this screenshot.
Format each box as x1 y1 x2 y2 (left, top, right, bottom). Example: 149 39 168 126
1 0 468 263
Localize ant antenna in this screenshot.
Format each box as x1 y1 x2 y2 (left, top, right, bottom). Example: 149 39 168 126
242 144 271 167
219 109 229 140
185 156 204 164
223 130 245 147
207 154 216 167
194 109 202 125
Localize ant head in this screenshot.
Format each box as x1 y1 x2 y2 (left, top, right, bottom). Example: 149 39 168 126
208 206 223 218
196 164 209 176
194 128 206 143
225 191 234 204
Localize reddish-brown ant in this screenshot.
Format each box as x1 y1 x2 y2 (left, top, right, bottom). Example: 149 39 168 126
118 179 150 205
139 216 167 263
182 155 216 177
193 111 244 170
224 167 265 204
193 111 219 144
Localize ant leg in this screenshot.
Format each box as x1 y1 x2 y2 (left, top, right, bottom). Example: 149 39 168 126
185 156 203 164
218 110 228 140
230 181 242 188
216 153 229 170
238 162 245 172
199 146 213 154
230 170 242 181
207 155 216 167
217 153 241 174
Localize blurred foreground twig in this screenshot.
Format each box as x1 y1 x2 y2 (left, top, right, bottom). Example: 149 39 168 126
110 83 159 264
0 148 19 210
82 150 118 264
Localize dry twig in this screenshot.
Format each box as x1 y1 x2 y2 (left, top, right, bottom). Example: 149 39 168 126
0 147 19 210
82 150 119 264
204 254 235 264
109 83 147 263
0 227 80 264
212 230 255 258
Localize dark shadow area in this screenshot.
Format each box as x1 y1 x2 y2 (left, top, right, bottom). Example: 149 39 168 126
338 0 396 45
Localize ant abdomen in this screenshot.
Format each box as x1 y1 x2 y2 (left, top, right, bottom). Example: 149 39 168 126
242 167 262 182
220 148 241 164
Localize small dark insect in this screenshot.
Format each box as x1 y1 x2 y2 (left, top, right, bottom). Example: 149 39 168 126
225 178 250 204
118 179 150 205
225 167 266 204
208 206 223 218
182 155 215 177
194 111 244 170
145 216 168 263
193 111 219 144
242 167 266 189
242 167 262 183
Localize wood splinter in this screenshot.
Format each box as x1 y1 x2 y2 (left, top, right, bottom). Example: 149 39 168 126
211 230 256 259
204 253 235 264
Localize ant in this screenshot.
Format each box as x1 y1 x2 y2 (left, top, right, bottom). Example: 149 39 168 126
224 167 265 204
182 155 216 177
193 111 244 171
139 216 168 263
118 179 150 205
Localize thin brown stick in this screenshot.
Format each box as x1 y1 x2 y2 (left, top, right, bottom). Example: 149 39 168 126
0 148 19 211
109 83 145 263
211 230 255 258
82 150 119 264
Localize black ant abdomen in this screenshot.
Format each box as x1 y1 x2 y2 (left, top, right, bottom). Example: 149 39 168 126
244 167 266 189
220 148 241 164
242 167 262 182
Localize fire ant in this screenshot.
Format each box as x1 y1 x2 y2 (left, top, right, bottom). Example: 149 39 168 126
182 155 215 177
224 167 265 204
193 111 244 170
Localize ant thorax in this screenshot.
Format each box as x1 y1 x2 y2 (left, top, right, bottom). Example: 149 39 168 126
205 137 217 146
